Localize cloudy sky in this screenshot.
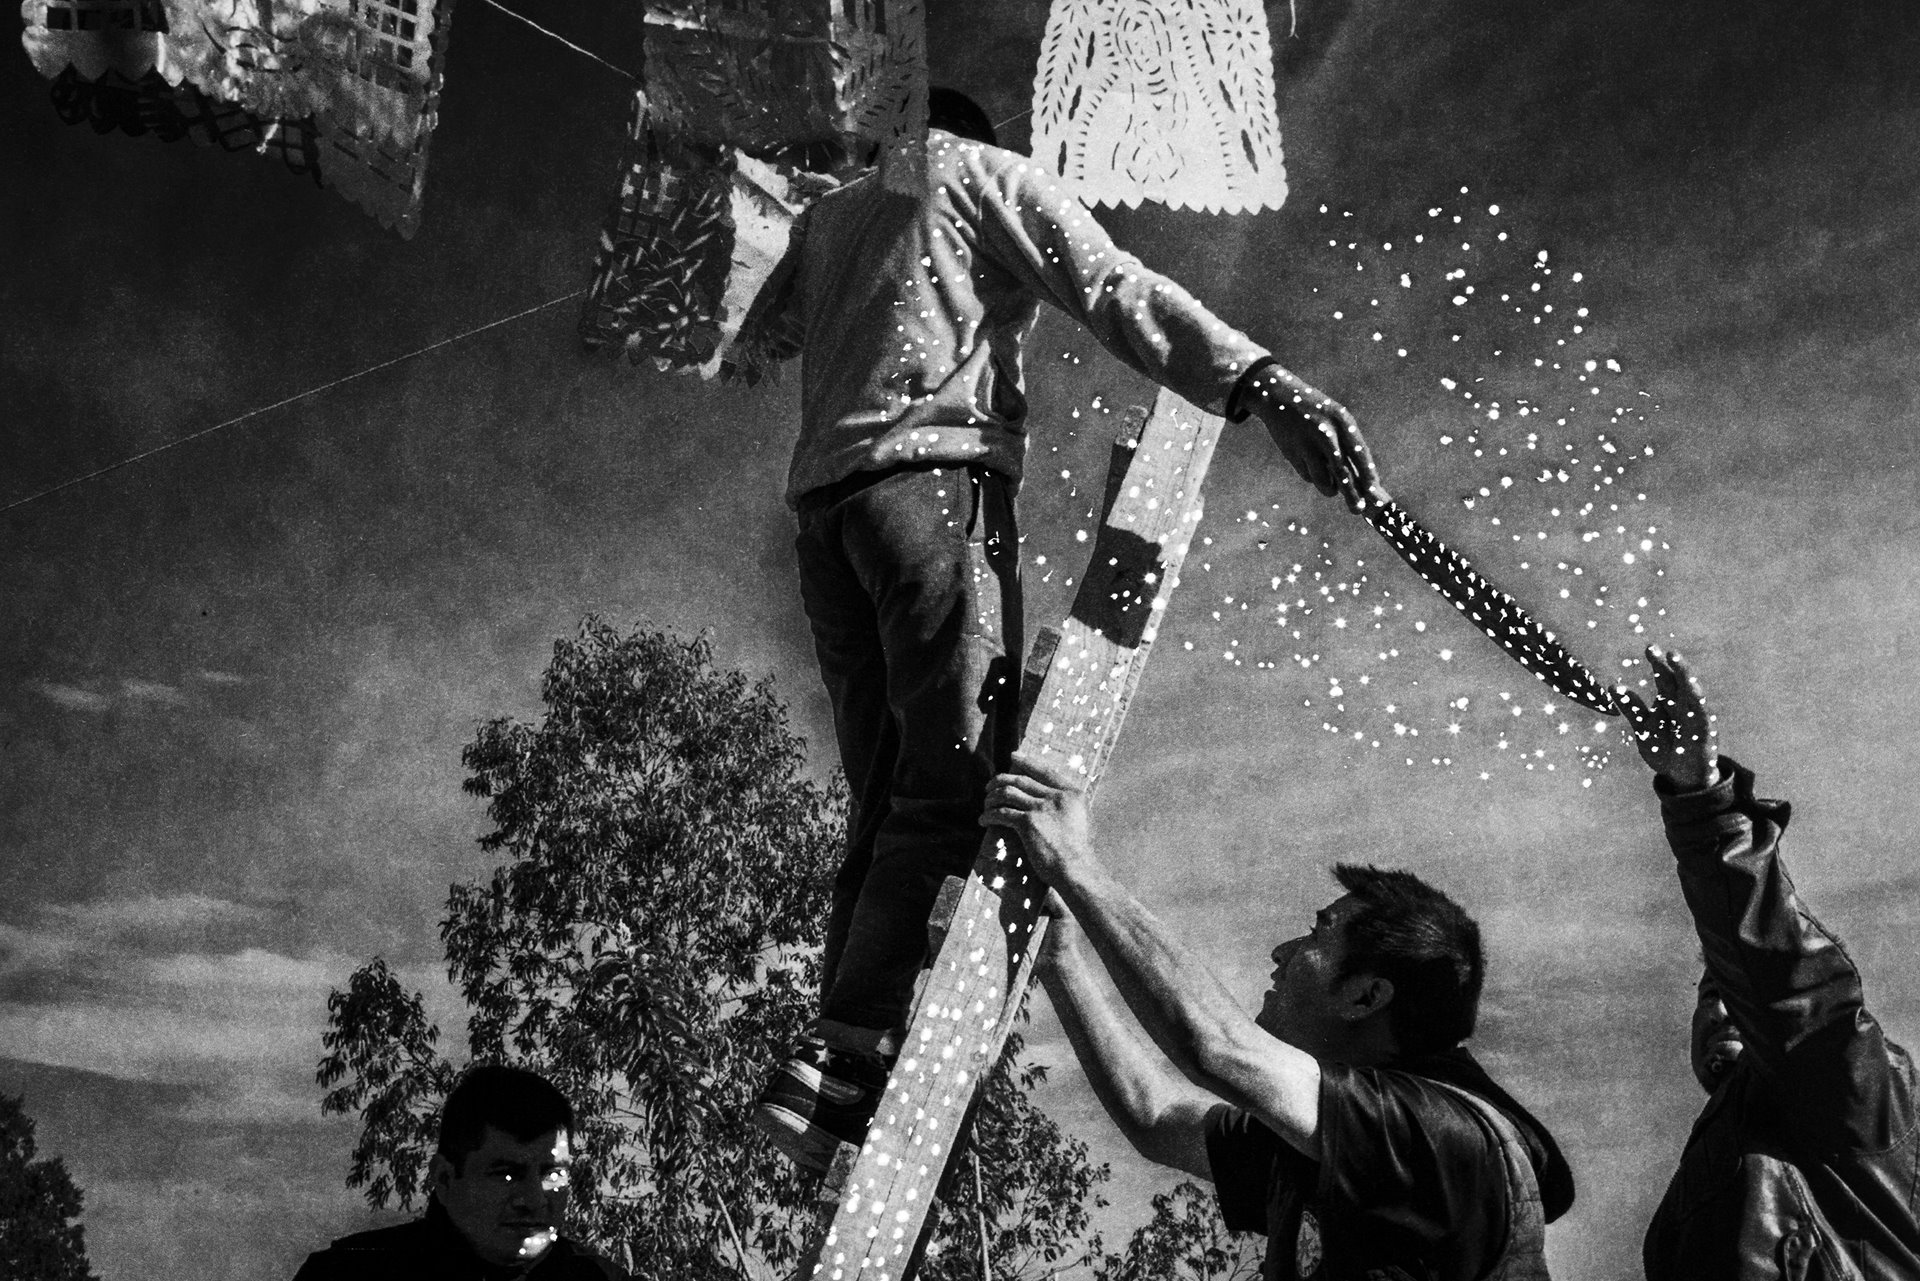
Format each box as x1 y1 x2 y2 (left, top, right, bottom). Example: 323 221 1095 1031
4 1 1919 1278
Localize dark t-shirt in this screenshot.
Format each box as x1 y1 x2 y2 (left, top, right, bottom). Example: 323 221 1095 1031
1205 1048 1571 1281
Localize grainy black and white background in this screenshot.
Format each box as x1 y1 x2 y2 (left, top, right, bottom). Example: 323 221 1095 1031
4 2 1918 1277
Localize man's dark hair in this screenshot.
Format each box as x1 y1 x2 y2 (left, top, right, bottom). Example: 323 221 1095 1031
929 87 997 147
1331 864 1484 1056
436 1065 575 1171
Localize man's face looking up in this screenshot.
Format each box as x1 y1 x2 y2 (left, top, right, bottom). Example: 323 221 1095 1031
1258 895 1366 1056
432 1125 573 1270
1691 973 1745 1093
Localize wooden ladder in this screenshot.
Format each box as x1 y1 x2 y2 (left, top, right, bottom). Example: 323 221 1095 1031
798 388 1226 1281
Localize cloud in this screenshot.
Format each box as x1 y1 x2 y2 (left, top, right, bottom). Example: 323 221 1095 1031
23 677 195 713
26 680 111 713
0 894 260 978
0 895 349 1120
42 892 256 935
121 679 186 705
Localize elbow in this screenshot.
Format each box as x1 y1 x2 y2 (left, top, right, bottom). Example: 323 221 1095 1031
1186 1018 1258 1093
1108 1074 1174 1144
1122 1092 1213 1178
1131 1126 1185 1171
1118 1094 1191 1170
1100 1061 1196 1158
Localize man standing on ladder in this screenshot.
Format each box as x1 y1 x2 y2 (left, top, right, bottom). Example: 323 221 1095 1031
754 87 1386 1172
980 756 1576 1280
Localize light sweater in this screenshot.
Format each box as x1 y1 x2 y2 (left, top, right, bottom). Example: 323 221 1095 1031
784 132 1269 508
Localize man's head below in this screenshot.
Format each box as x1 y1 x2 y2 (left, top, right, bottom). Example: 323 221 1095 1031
769 86 999 175
429 1065 576 1270
1691 970 1745 1093
928 87 997 147
1258 864 1483 1065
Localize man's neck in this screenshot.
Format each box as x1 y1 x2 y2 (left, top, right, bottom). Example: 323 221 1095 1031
423 1200 542 1279
1326 1021 1401 1068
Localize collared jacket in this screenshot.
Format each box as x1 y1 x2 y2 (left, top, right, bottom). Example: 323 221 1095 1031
1643 759 1920 1280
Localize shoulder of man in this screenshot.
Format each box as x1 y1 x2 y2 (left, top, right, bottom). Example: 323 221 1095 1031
1389 1049 1577 1223
925 131 1064 201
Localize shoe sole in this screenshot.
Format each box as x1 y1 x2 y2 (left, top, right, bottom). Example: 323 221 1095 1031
755 1101 850 1175
762 1058 869 1110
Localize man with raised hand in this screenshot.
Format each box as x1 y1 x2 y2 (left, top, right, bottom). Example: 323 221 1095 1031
980 756 1573 1281
293 1065 626 1281
1619 648 1919 1279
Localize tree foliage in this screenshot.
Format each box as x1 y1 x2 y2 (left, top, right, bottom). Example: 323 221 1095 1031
1096 1180 1263 1281
318 618 1111 1279
0 1093 98 1281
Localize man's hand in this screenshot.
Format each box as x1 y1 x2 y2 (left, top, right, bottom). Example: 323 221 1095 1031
1243 364 1387 513
980 753 1097 887
1617 645 1722 790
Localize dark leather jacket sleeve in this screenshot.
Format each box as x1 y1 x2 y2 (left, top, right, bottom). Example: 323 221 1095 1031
1658 757 1915 1152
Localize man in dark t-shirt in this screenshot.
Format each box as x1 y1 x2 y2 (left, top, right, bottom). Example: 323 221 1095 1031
982 758 1576 1281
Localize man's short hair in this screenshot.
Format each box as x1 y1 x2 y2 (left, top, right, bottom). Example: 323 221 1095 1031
1332 864 1484 1056
436 1065 575 1170
929 87 997 147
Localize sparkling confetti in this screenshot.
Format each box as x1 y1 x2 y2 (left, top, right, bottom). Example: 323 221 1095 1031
1020 203 1678 791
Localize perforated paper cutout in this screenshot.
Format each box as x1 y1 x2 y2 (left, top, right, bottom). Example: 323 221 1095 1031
582 0 924 378
580 96 828 383
640 0 925 191
20 0 455 234
1030 0 1286 214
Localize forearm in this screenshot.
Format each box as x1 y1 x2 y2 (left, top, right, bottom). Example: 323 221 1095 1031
1661 759 1870 1065
1041 933 1213 1176
1054 859 1320 1151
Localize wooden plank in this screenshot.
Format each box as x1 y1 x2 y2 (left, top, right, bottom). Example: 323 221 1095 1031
799 389 1224 1281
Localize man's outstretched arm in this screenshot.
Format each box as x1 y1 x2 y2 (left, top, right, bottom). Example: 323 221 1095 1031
1619 647 1911 1146
955 143 1385 510
1038 898 1216 1177
983 759 1325 1158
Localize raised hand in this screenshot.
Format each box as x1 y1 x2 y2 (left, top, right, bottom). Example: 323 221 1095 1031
1616 645 1721 790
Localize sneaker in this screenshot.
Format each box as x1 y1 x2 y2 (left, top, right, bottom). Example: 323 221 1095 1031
755 1039 892 1174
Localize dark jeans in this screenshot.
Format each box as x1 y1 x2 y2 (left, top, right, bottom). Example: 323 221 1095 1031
795 464 1023 1052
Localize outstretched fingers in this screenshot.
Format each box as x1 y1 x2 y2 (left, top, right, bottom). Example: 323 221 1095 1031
1647 647 1710 725
1615 685 1656 739
1618 644 1719 785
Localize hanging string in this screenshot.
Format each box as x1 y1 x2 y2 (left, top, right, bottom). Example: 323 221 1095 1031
2 289 586 516
474 0 637 82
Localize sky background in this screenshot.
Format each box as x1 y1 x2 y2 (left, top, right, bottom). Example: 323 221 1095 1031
4 1 1919 1278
